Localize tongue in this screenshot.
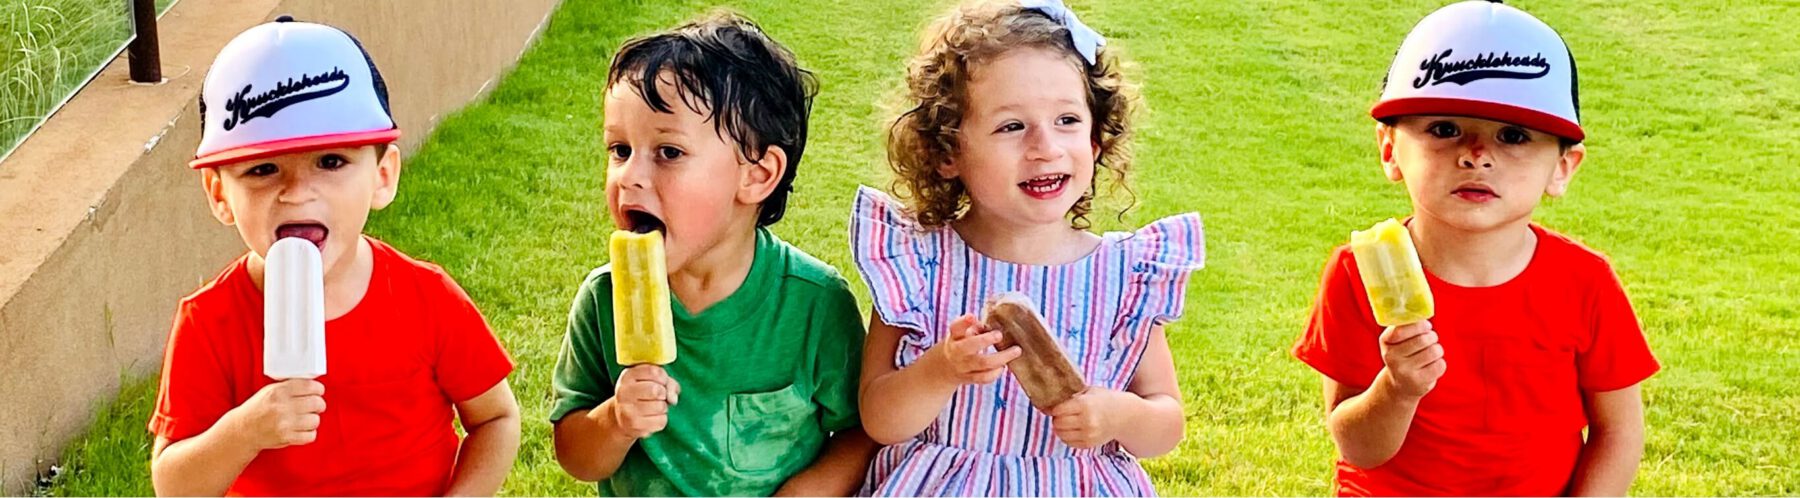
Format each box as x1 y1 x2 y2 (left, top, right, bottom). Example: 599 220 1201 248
276 224 328 247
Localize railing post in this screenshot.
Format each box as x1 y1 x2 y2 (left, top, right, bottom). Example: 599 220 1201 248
127 0 161 83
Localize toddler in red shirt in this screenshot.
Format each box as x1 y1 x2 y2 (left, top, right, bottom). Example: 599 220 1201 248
1291 2 1659 495
146 17 521 496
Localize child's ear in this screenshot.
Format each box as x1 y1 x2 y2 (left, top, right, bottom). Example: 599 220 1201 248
200 168 236 226
1377 122 1403 182
1544 143 1585 198
936 157 960 180
369 144 403 210
738 145 787 204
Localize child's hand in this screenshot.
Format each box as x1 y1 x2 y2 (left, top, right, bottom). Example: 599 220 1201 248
228 379 326 450
613 364 681 439
923 315 1023 387
1379 320 1445 399
1048 388 1130 449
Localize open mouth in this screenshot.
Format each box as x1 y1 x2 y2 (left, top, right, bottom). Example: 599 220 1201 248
1018 174 1071 200
624 209 666 235
275 222 328 249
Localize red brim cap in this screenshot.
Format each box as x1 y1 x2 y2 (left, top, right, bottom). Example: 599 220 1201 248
1372 97 1584 142
189 128 401 169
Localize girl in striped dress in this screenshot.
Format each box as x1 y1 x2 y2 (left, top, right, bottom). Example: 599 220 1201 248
851 1 1203 495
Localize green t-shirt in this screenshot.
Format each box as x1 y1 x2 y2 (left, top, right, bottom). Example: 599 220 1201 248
551 228 866 496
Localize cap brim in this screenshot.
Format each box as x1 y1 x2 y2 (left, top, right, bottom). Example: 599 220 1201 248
189 128 403 169
1371 97 1584 142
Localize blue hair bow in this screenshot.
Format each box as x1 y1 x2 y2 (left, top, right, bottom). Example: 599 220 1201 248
1019 0 1106 65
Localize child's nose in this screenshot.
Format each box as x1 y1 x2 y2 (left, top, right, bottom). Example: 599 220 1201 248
275 171 320 204
613 153 653 189
1458 137 1493 169
1023 127 1065 162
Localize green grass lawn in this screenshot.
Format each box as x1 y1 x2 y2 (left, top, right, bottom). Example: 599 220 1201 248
1 0 175 158
40 0 1800 495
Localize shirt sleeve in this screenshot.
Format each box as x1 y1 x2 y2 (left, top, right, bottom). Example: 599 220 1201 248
1577 264 1660 392
550 268 618 422
428 268 515 403
810 277 867 434
148 302 236 442
848 186 936 333
1292 247 1387 389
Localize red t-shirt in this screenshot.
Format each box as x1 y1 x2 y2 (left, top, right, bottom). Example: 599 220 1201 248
148 237 513 496
1293 223 1659 496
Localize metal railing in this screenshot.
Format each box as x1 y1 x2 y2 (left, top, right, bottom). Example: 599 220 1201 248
128 0 161 83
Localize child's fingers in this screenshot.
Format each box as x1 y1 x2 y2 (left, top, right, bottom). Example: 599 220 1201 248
1406 343 1445 365
1052 415 1092 434
623 379 668 402
285 430 317 447
296 413 320 432
1377 325 1403 344
973 330 1005 346
977 346 1023 370
1423 358 1448 377
273 379 325 398
950 332 1001 360
639 399 669 416
665 377 681 405
298 379 326 396
300 395 327 414
948 315 981 339
1381 321 1431 344
953 329 1003 351
1391 331 1440 358
972 368 1005 384
628 364 670 383
1049 396 1087 418
623 413 667 437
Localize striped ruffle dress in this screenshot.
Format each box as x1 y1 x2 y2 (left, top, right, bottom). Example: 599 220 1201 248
849 187 1205 497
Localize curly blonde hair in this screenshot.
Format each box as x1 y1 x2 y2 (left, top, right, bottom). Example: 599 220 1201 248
887 0 1139 229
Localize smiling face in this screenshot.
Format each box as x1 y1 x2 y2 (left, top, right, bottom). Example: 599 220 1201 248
202 144 399 275
602 75 778 275
1379 115 1585 233
945 47 1098 228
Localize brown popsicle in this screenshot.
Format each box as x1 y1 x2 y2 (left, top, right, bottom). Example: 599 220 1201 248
983 294 1087 412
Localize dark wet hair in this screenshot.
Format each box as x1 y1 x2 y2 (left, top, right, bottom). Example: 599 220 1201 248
606 10 819 227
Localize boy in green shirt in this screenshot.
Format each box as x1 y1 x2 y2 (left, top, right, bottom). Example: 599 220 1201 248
550 12 875 496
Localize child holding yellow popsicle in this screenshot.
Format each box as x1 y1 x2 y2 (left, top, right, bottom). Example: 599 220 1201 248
548 11 876 496
1291 2 1659 496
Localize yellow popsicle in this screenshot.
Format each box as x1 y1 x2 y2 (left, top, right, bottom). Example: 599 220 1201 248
611 230 676 365
1350 218 1435 326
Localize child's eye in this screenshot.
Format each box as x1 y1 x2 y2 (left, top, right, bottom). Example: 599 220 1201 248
1497 127 1533 145
995 122 1024 134
245 163 278 177
1425 121 1461 139
317 154 348 170
608 144 631 161
657 146 684 161
1056 115 1083 126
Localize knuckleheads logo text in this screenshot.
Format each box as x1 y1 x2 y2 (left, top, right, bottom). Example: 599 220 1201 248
223 68 351 130
1411 49 1550 88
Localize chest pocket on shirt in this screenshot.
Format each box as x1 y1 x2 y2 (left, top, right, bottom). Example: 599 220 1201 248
725 383 820 473
1480 338 1584 433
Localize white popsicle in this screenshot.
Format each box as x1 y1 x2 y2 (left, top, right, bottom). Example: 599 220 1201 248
263 237 326 380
